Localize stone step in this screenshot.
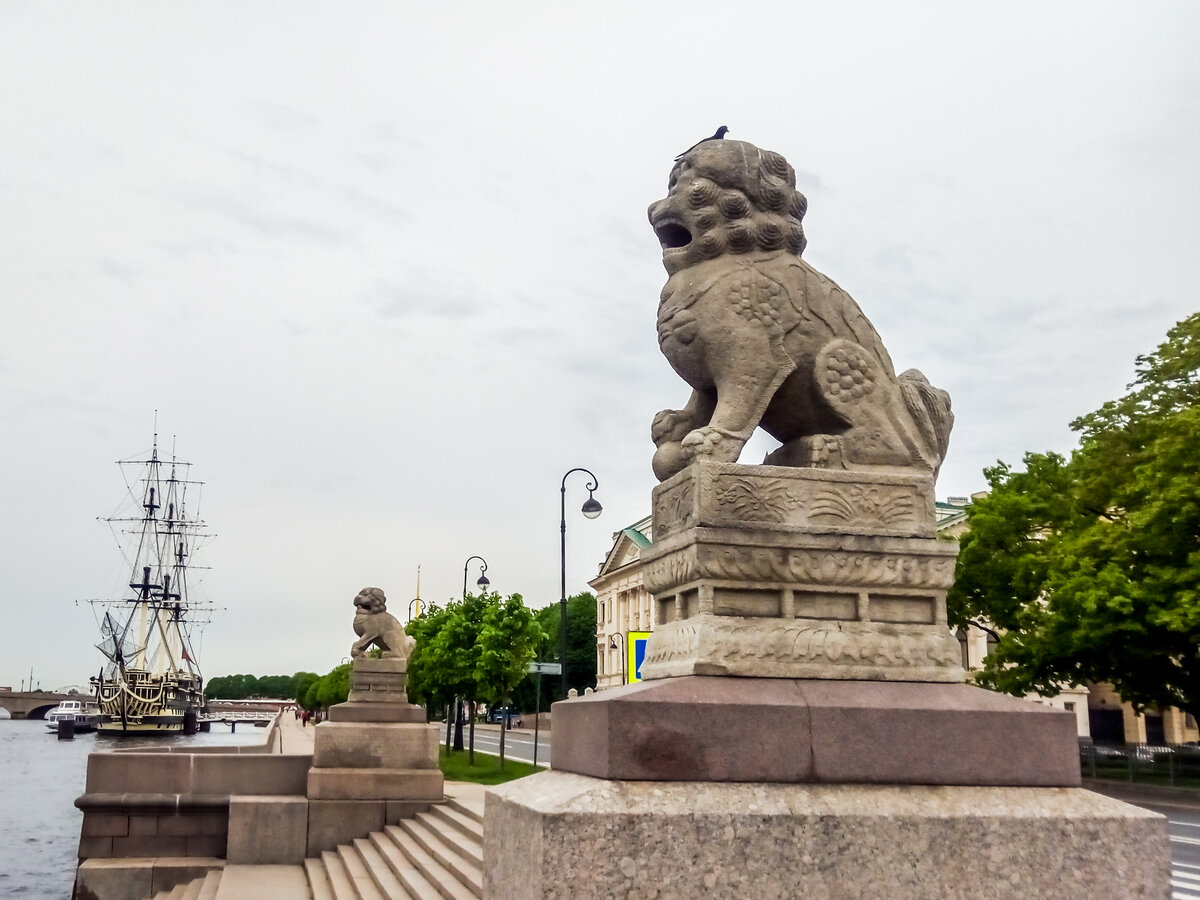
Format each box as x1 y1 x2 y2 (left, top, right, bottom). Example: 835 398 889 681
304 857 335 900
383 824 478 900
414 810 483 869
445 794 484 826
197 870 223 900
427 803 484 846
354 837 412 899
368 829 447 900
321 849 359 900
181 875 205 900
213 866 310 900
399 816 482 897
168 884 189 900
337 842 386 900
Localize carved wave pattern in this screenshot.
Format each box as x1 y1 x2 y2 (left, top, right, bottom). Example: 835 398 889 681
699 547 956 590
723 622 961 668
809 485 916 528
714 478 799 522
643 552 698 594
644 620 961 671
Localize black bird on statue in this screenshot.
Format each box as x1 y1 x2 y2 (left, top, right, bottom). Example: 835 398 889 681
675 125 729 160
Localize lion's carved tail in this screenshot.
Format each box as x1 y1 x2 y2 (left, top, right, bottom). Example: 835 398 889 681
898 368 953 477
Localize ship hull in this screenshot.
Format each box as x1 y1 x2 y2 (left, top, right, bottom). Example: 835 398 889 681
92 670 204 737
96 717 188 735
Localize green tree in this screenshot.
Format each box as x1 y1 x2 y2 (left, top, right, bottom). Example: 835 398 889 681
528 592 597 702
205 675 231 699
476 593 545 767
949 313 1200 717
314 663 352 710
302 680 321 711
203 673 304 701
293 671 319 708
407 602 460 736
411 595 490 755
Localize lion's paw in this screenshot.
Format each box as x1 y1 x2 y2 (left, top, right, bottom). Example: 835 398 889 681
682 426 741 462
652 409 695 445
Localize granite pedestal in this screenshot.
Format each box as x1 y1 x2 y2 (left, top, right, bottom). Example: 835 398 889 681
485 774 1170 899
484 463 1169 897
306 657 443 855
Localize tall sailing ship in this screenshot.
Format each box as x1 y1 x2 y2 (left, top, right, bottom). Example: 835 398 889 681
89 432 214 735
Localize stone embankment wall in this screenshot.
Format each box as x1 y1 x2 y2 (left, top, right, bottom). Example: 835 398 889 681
73 714 307 861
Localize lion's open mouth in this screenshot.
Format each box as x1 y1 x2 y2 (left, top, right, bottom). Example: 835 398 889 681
655 222 692 251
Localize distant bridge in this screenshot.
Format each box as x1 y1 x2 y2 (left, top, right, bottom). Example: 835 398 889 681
0 690 76 720
0 693 291 722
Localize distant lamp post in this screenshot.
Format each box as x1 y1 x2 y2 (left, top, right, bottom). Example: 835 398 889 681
462 556 490 601
610 632 626 686
560 468 602 700
408 565 423 622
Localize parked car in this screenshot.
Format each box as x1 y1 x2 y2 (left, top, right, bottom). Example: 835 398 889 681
485 706 523 727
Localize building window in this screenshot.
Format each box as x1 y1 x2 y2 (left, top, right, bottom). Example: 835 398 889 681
955 628 969 669
1064 702 1076 712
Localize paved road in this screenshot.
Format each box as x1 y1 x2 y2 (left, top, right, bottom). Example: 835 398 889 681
455 724 552 766
1128 800 1200 899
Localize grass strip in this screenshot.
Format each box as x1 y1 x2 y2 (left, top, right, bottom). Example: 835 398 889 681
438 745 546 785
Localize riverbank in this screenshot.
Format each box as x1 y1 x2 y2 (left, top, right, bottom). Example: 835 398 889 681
0 717 267 898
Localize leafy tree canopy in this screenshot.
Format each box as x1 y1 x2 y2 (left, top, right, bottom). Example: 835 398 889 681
949 313 1200 716
477 593 545 707
530 592 597 701
406 590 548 710
205 672 312 701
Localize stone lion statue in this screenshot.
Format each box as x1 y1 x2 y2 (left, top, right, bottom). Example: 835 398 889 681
647 138 953 482
350 587 415 659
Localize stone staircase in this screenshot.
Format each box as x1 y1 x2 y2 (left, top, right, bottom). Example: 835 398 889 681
147 795 484 900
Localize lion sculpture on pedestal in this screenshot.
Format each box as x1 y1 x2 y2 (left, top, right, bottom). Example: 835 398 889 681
648 139 953 482
350 587 415 660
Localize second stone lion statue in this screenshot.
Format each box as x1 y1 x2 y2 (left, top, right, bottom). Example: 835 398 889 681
648 138 953 482
350 587 415 660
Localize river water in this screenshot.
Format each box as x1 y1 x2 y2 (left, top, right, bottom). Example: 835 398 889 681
0 717 265 899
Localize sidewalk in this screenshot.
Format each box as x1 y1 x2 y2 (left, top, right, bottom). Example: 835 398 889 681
276 711 316 754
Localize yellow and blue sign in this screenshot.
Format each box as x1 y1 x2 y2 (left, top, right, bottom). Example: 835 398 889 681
627 632 651 682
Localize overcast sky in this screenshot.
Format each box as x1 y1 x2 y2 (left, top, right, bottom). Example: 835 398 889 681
2 3 1197 691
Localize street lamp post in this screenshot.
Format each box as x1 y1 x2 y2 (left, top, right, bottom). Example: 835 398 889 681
610 632 626 686
560 468 602 700
462 556 490 601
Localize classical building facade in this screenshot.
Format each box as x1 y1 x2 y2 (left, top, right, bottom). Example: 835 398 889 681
590 516 654 690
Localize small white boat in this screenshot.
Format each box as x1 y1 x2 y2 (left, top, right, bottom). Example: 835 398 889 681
45 699 102 733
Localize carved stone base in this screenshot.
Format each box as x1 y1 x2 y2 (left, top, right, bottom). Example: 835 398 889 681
347 657 408 703
642 613 963 681
641 462 962 682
